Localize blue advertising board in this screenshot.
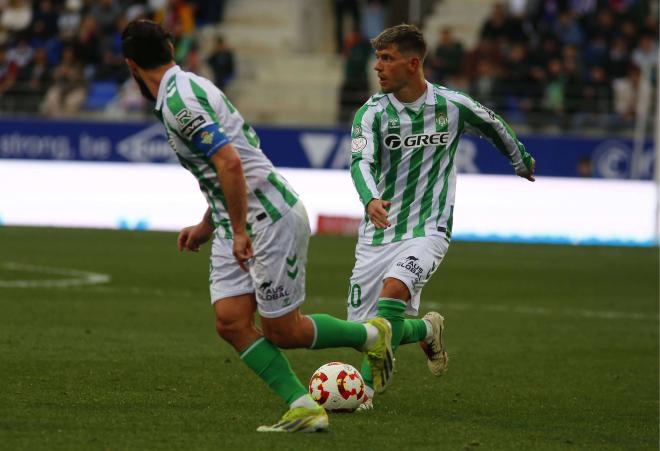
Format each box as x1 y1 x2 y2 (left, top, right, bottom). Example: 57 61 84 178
0 118 654 179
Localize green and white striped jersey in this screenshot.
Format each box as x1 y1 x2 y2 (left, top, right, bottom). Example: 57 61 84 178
350 81 534 246
154 65 298 238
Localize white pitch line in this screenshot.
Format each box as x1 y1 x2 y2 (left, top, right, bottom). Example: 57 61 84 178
428 301 657 322
0 262 111 288
306 297 656 322
63 284 198 299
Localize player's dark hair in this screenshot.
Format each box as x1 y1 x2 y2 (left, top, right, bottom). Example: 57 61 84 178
371 24 427 60
121 20 173 69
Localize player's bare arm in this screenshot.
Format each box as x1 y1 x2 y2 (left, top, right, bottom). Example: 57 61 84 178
177 208 215 252
366 199 391 229
210 143 253 271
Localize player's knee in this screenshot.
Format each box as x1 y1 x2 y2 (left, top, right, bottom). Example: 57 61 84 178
215 317 248 344
381 277 411 301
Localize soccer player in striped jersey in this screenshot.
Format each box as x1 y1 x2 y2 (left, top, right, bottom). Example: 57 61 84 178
121 20 395 432
347 24 535 409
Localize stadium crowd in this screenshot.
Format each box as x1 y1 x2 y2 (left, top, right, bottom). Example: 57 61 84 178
426 1 658 130
0 0 657 131
0 0 231 116
339 0 658 131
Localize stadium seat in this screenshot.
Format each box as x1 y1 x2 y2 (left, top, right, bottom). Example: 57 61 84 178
83 82 119 111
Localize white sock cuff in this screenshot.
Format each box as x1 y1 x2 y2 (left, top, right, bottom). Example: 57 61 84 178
423 318 433 342
306 315 318 349
363 322 379 350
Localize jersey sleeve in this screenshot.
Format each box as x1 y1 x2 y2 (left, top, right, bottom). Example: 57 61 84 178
163 75 230 158
350 104 381 208
452 93 534 176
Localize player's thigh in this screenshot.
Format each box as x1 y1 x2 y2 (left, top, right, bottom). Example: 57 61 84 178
250 201 310 320
209 233 255 304
384 236 449 305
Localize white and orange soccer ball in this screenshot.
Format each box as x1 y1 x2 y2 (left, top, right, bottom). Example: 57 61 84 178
309 362 365 412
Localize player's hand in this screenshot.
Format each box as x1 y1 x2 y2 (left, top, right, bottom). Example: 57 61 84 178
367 199 391 229
177 221 214 252
518 158 536 182
232 231 253 272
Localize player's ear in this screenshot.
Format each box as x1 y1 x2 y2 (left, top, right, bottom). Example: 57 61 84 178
168 41 175 58
125 58 137 73
408 55 421 72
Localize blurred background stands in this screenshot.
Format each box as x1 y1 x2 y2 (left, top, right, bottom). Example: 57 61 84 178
0 0 657 135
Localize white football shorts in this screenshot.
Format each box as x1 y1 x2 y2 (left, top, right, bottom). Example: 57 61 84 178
347 235 450 322
209 201 310 318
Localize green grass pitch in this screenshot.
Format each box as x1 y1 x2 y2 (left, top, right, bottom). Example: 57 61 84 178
0 226 657 450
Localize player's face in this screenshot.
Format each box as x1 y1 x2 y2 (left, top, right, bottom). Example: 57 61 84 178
374 44 415 94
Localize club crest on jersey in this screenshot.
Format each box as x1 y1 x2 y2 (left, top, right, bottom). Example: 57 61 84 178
384 132 450 149
435 112 448 127
351 137 367 153
201 131 214 145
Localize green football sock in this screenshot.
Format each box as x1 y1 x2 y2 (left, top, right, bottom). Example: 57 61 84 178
308 313 367 349
240 337 308 405
377 298 406 348
360 356 373 390
399 319 429 345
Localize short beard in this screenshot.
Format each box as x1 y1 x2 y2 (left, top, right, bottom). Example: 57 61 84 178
133 73 156 102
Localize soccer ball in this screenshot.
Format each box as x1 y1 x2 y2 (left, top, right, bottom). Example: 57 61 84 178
309 362 365 412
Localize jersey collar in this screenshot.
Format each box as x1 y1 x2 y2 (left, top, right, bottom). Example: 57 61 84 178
387 80 435 113
154 64 182 111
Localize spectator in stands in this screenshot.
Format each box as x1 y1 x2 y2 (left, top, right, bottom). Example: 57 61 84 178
0 0 32 35
469 59 500 109
154 0 195 35
31 0 60 39
333 0 360 53
361 0 387 41
429 27 464 86
562 57 584 120
480 3 511 43
338 30 371 123
585 9 615 44
632 34 658 73
607 37 630 80
15 46 52 112
542 58 564 117
576 155 593 177
195 0 225 26
73 15 102 79
462 37 502 81
500 42 531 109
583 34 608 68
183 43 213 81
91 0 122 34
553 11 584 46
612 65 640 125
170 21 194 64
207 36 234 90
40 46 86 116
7 35 33 69
0 45 18 98
575 65 612 129
58 0 83 42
